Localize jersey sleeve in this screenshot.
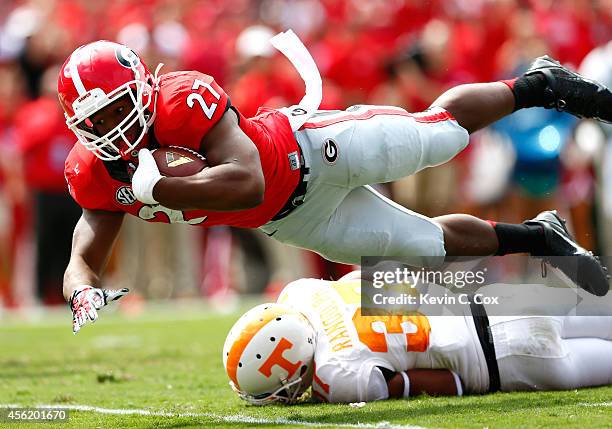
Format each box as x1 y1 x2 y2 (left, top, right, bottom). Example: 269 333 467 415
315 358 389 403
364 366 391 401
64 146 120 212
154 71 231 151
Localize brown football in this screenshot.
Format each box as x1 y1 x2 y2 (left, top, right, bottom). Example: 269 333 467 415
151 146 209 177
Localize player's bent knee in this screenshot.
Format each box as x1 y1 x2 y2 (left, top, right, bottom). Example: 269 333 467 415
420 123 469 169
385 220 446 267
493 317 566 359
499 356 576 391
315 220 446 268
495 317 579 391
391 238 446 268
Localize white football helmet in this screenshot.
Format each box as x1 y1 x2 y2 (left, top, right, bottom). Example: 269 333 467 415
223 303 316 405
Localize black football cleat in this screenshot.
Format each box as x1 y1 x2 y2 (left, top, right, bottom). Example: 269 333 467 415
524 210 609 296
524 55 612 123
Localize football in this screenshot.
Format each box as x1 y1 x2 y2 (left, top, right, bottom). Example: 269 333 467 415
151 146 209 177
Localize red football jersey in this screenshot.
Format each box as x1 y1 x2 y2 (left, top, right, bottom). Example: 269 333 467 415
64 71 300 228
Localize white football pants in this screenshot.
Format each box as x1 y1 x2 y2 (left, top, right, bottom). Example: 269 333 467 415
259 105 470 267
491 316 612 391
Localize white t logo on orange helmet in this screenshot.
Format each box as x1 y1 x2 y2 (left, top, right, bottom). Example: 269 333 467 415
223 303 316 405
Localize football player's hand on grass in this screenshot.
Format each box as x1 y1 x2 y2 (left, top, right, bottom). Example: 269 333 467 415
70 286 129 334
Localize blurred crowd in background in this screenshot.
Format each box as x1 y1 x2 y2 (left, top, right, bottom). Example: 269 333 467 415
0 0 611 308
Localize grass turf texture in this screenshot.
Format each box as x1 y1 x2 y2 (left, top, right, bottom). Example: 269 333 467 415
1 303 611 429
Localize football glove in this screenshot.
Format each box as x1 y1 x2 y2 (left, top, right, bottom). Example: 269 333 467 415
132 148 163 205
70 285 129 334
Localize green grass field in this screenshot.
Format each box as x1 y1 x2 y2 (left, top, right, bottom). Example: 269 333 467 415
1 302 611 429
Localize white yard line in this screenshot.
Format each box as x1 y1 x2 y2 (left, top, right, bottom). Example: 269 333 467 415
0 404 429 429
578 402 612 407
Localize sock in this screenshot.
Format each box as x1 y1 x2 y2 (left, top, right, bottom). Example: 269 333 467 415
488 221 546 255
500 74 548 111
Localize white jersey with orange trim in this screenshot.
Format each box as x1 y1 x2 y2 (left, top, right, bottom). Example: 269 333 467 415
277 278 488 403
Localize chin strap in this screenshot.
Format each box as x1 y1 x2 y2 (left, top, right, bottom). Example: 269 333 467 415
232 376 307 406
153 63 164 88
145 63 164 126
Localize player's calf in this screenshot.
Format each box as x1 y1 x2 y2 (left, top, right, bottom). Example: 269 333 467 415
490 211 609 296
433 56 612 135
437 212 609 296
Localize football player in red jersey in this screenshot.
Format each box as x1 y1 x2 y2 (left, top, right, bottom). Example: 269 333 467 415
59 33 612 333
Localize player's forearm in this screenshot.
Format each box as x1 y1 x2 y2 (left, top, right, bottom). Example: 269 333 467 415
387 369 462 398
63 210 124 302
153 164 265 211
407 369 461 396
63 256 101 301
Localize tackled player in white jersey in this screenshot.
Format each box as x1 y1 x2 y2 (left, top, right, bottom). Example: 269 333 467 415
223 273 612 404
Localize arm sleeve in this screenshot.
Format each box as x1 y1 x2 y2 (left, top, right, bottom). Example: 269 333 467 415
64 156 120 212
318 359 390 403
360 366 390 402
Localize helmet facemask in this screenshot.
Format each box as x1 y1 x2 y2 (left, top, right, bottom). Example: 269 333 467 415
230 362 314 406
65 64 161 161
67 80 153 161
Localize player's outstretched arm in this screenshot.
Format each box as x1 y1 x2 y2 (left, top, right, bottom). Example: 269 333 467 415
386 369 463 399
64 209 127 334
150 110 265 211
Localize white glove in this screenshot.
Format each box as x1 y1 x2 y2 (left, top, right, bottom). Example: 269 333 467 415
132 149 163 205
69 285 129 334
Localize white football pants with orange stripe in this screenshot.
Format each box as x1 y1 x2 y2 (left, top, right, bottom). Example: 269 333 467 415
259 105 469 267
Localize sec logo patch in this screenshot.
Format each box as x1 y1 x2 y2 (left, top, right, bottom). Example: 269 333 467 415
322 138 338 165
116 186 137 205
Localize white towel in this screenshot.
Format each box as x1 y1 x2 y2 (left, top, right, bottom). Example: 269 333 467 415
270 29 322 131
